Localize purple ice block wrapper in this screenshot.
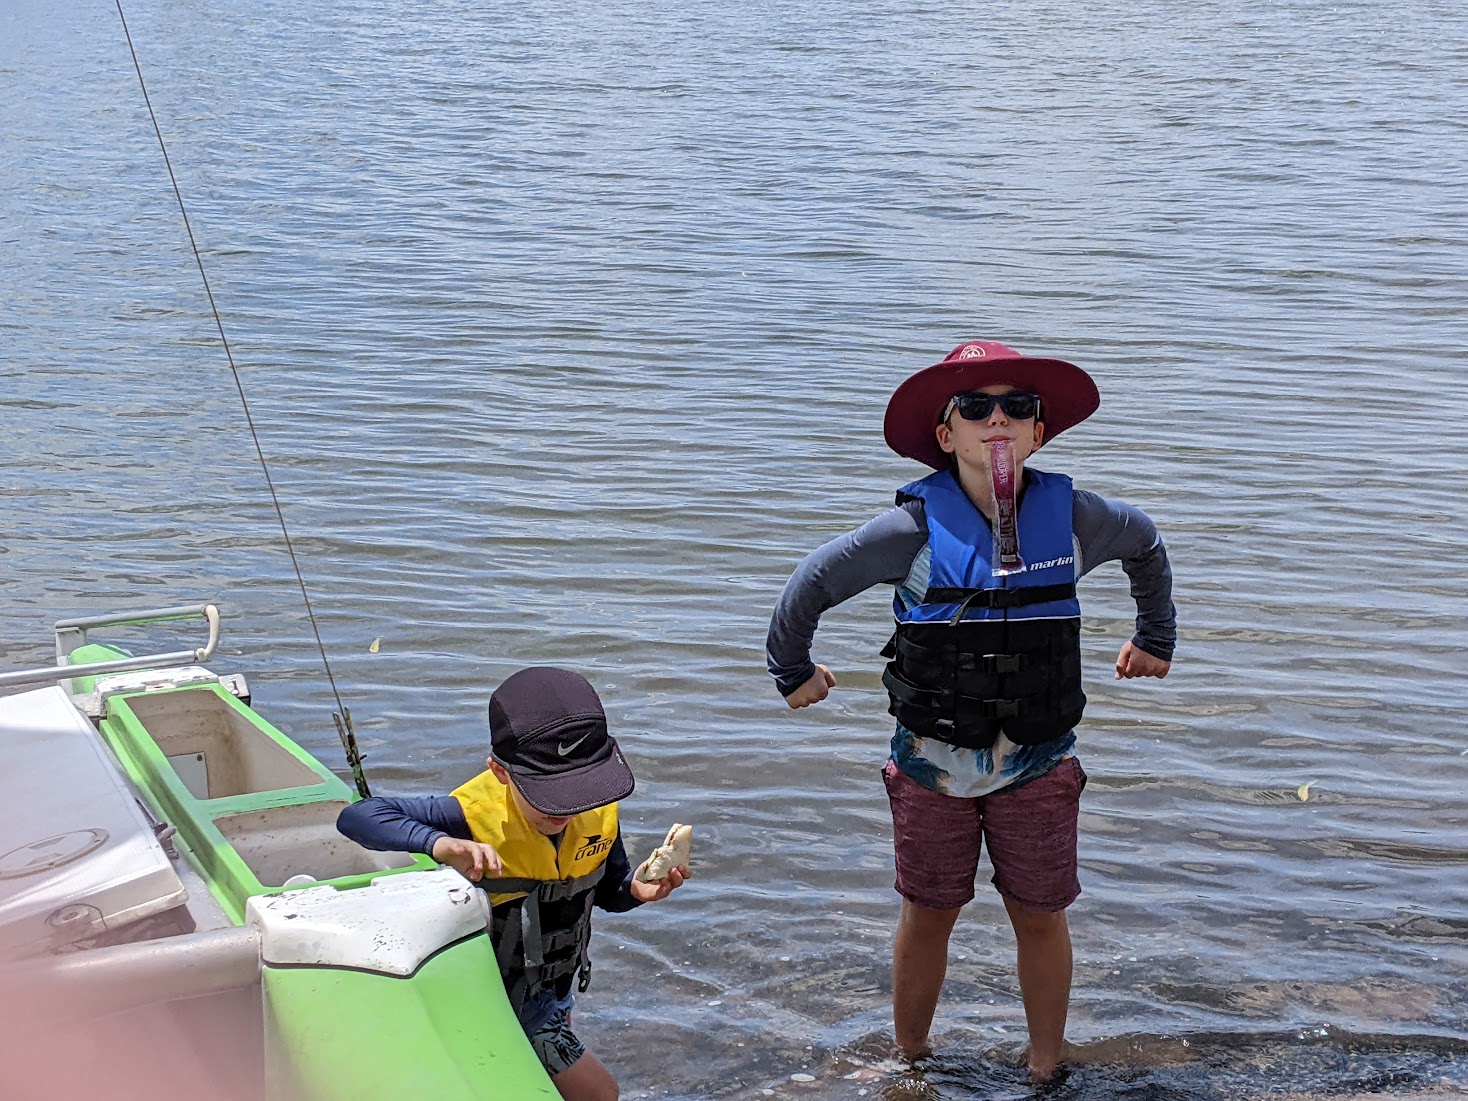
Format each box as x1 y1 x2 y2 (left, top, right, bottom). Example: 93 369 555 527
988 438 1026 576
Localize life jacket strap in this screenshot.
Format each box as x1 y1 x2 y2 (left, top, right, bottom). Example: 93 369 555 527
488 876 541 897
483 864 605 903
923 582 1077 622
536 954 585 986
958 652 1024 674
976 698 1023 718
541 926 583 954
540 863 606 902
521 892 545 969
575 889 595 992
892 631 1025 675
495 905 527 1014
885 665 1031 717
488 866 605 1016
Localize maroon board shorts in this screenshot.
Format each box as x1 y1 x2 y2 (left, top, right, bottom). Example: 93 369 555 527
882 756 1087 912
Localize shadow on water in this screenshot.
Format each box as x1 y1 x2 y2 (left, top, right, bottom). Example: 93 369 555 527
760 1028 1468 1101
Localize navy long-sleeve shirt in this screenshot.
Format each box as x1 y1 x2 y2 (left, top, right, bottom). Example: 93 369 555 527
336 795 644 914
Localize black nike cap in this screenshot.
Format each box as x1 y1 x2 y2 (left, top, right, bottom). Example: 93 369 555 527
488 667 635 816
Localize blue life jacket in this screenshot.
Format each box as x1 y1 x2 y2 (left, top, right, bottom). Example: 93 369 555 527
882 466 1085 748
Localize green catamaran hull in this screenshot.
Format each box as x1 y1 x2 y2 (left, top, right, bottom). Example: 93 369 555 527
265 938 555 1100
0 608 555 1099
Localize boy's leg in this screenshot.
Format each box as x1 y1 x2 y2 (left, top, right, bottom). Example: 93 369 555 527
1002 895 1071 1081
550 1049 618 1101
893 898 962 1057
882 760 983 1059
979 756 1087 1083
528 1006 618 1101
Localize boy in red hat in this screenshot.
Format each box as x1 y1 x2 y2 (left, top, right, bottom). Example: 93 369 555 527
338 666 689 1101
766 340 1176 1082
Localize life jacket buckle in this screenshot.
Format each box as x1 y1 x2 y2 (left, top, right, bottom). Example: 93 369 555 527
980 699 1023 719
982 653 1023 674
987 589 1022 610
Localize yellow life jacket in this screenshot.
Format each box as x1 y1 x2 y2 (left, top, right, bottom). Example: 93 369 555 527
450 769 620 1014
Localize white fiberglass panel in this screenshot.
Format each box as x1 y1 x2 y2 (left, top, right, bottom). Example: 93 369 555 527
247 867 489 977
0 686 186 959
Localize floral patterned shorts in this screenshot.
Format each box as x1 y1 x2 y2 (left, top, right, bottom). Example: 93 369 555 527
527 1004 587 1077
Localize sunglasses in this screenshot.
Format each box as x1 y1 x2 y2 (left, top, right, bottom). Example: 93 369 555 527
943 391 1042 423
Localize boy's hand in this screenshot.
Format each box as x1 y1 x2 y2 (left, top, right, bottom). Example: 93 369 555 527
431 836 504 881
1115 641 1171 680
784 664 836 709
630 864 689 903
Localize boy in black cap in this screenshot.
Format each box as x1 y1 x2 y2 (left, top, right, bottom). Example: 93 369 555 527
338 666 689 1101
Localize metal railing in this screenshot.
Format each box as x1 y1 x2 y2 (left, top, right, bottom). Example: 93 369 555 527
0 603 221 690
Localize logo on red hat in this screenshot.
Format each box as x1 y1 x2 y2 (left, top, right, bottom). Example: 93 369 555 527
957 344 987 359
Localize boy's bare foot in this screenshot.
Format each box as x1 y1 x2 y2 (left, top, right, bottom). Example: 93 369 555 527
896 1039 932 1063
1027 1060 1070 1089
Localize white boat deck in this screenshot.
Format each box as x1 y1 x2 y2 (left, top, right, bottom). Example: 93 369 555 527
0 685 187 959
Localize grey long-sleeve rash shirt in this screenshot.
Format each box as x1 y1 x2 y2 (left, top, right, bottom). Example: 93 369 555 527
766 487 1176 698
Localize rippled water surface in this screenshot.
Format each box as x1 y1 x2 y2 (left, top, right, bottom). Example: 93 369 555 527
3 0 1467 1097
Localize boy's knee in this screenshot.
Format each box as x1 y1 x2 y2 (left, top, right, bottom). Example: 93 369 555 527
899 898 963 932
1004 899 1069 940
562 1072 617 1101
553 1050 619 1101
570 1075 616 1101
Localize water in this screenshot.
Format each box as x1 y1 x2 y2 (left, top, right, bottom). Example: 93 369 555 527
3 0 1467 1097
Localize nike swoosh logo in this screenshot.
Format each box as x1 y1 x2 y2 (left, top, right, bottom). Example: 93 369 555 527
556 733 590 756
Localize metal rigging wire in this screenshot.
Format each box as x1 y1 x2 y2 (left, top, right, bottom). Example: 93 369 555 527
113 0 370 798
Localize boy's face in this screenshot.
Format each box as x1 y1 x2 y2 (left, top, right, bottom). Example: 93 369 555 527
934 383 1046 471
487 758 575 835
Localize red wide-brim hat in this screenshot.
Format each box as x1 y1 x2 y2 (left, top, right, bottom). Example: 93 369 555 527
883 340 1101 470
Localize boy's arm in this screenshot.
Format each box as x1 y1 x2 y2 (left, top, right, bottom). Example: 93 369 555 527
765 503 926 698
593 832 646 913
1072 489 1177 664
336 795 472 858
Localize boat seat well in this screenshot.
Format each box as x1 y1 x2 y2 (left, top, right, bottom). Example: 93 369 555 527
118 688 322 799
100 683 431 917
215 801 415 889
